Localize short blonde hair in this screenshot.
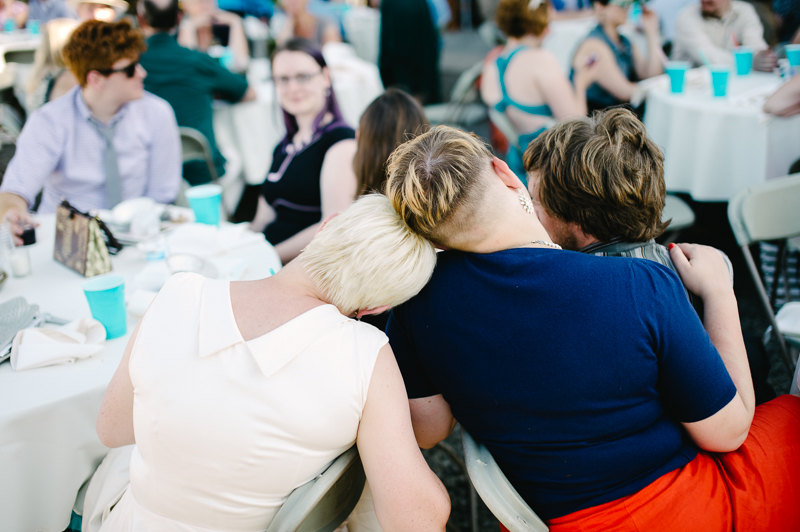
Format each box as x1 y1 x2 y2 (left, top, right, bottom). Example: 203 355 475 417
384 125 493 247
26 18 79 95
300 194 436 315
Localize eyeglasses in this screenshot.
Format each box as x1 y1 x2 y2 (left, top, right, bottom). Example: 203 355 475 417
95 60 140 79
273 70 323 88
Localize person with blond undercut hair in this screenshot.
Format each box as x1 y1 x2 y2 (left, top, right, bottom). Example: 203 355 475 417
0 19 181 245
384 124 800 532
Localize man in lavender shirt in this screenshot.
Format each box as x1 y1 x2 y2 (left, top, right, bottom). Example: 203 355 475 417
0 19 181 244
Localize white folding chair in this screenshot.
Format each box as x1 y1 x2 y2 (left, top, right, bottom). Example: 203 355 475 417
266 445 366 532
728 173 800 371
425 60 487 129
461 429 549 532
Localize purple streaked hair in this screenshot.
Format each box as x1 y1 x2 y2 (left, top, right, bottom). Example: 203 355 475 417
272 38 348 151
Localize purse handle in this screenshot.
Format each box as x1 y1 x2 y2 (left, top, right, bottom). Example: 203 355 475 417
59 199 123 255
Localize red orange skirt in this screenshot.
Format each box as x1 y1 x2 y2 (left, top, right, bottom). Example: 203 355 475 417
500 395 800 532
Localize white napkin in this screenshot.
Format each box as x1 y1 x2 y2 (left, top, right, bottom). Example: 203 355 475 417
167 223 265 258
10 318 106 371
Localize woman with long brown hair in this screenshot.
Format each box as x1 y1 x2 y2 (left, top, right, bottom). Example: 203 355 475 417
353 88 429 198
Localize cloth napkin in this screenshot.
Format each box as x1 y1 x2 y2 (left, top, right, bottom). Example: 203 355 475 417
166 223 265 258
10 318 106 371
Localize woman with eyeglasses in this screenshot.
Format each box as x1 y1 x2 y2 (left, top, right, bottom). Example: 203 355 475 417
571 0 663 112
250 38 357 264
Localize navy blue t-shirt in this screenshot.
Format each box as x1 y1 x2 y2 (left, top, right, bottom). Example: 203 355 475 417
386 248 736 520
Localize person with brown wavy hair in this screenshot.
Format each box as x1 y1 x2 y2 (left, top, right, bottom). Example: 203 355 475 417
383 124 800 532
523 107 668 252
353 88 429 197
0 19 181 241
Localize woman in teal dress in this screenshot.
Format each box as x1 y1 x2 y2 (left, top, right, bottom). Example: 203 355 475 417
480 0 596 184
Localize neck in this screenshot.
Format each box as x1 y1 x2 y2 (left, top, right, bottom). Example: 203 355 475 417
142 26 173 38
82 88 122 124
268 257 329 305
600 21 621 43
452 192 556 254
706 3 731 18
507 34 544 49
293 110 328 145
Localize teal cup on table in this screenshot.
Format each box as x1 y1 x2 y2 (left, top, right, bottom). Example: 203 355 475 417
709 65 730 97
82 275 127 339
27 20 39 35
185 184 223 225
787 45 800 68
732 47 753 75
665 61 690 93
3 19 14 32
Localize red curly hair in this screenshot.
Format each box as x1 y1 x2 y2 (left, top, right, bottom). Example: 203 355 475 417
62 19 147 87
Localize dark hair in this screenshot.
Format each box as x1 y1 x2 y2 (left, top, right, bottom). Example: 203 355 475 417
62 19 146 87
353 89 429 197
142 0 179 30
523 108 669 243
496 0 550 38
271 38 346 150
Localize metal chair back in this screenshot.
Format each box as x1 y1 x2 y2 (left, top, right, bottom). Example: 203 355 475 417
179 126 220 183
266 445 366 532
461 429 549 532
728 173 800 369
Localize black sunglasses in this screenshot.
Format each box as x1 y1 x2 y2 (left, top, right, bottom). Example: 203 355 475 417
95 59 139 78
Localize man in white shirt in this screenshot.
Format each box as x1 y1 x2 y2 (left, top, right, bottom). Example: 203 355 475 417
672 0 777 71
0 19 181 245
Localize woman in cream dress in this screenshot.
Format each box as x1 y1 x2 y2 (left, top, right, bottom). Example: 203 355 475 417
94 194 449 531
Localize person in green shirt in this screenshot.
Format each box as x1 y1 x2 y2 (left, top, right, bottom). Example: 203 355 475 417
138 0 255 186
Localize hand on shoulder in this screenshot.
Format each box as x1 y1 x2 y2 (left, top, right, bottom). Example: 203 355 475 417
668 243 732 300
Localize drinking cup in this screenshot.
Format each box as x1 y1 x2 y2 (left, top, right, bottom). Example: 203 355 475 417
709 66 729 97
665 61 690 93
3 19 14 32
732 47 753 75
27 20 39 35
82 275 127 339
185 184 223 225
786 45 800 68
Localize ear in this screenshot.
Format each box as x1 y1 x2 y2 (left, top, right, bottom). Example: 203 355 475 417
491 157 525 190
356 305 391 319
315 212 339 236
85 70 103 90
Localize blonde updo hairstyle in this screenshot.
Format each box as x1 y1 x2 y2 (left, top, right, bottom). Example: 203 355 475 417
300 194 437 316
496 0 550 38
384 125 494 248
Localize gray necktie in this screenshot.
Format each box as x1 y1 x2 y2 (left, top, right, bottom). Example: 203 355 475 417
90 119 122 208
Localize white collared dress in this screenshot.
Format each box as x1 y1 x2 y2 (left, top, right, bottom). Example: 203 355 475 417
100 272 387 531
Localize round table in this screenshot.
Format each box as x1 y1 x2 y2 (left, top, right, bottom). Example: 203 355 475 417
0 215 280 532
644 71 800 202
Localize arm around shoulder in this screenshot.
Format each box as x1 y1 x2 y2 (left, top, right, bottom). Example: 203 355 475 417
357 344 450 532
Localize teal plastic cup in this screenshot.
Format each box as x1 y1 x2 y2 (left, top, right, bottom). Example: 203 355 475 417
787 45 800 68
665 61 690 93
185 184 223 225
709 66 730 97
82 275 127 339
27 20 39 35
733 47 753 75
3 19 14 32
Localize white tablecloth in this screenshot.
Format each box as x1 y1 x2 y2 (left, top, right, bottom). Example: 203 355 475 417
0 215 280 532
213 44 384 186
644 71 800 201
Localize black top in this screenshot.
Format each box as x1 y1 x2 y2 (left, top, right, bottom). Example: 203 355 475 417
261 126 355 245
